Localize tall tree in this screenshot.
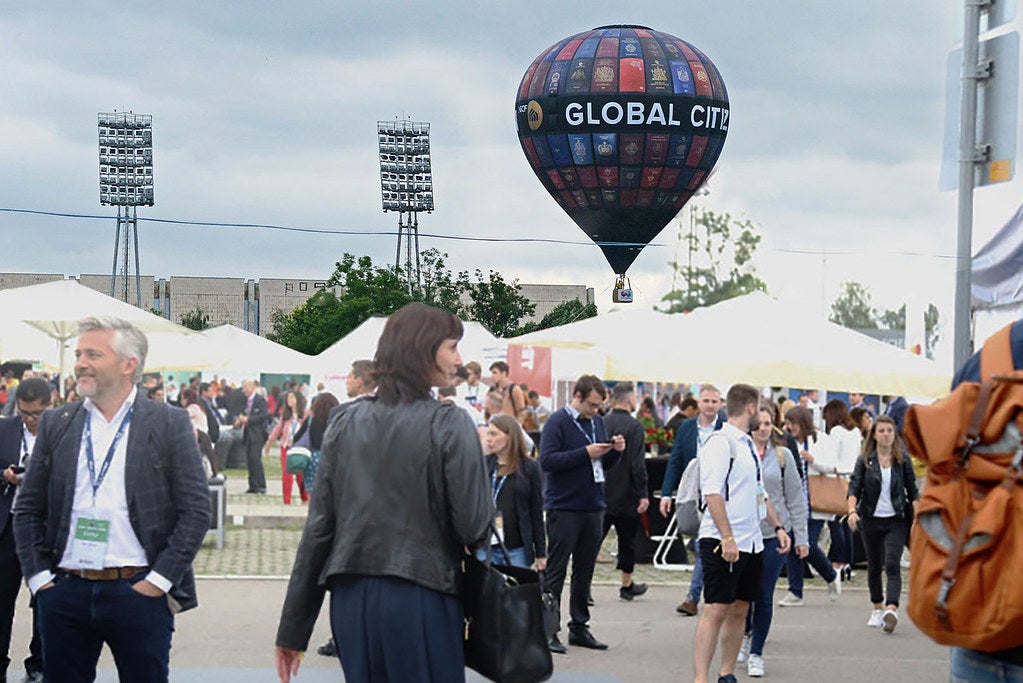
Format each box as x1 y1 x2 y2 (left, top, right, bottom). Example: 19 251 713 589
515 298 598 336
830 281 878 329
658 208 768 314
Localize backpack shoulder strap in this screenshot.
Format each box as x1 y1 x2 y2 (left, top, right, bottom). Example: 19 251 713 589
980 322 1016 382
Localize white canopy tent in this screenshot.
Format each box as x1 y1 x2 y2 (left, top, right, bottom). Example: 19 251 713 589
314 316 507 379
511 292 952 398
198 324 319 378
0 280 198 384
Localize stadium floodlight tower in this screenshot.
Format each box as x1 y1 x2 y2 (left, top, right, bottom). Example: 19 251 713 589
98 111 154 307
378 119 433 294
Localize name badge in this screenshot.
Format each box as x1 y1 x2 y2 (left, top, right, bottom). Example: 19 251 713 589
71 514 110 568
592 459 605 483
755 482 768 521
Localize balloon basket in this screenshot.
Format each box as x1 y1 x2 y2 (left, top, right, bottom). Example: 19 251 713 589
612 275 633 304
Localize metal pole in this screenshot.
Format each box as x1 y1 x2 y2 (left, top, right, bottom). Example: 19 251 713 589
413 213 421 294
110 207 122 297
132 206 142 308
953 0 985 369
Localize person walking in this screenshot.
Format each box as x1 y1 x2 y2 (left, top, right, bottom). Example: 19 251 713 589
737 401 808 678
274 303 492 683
845 414 918 634
265 391 309 505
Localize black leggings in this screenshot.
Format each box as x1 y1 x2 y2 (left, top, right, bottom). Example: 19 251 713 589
859 516 907 607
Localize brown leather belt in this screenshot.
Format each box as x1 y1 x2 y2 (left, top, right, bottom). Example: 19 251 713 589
60 566 148 581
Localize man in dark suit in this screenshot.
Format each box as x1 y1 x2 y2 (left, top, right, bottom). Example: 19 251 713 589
13 316 211 683
658 384 725 616
235 379 269 494
883 395 909 433
0 378 49 682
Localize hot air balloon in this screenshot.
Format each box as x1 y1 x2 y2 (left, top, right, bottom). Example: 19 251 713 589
514 25 729 302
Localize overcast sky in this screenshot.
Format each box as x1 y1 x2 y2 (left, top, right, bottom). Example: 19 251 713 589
4 2 1021 364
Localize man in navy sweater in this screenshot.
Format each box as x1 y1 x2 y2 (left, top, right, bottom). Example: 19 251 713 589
540 375 625 653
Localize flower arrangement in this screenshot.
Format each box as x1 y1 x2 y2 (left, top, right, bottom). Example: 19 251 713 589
639 416 673 449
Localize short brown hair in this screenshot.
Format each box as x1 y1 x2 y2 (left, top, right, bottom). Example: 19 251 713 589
374 303 463 404
725 384 759 418
573 375 606 400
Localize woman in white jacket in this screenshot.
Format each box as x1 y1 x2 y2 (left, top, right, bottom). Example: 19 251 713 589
778 406 842 606
824 400 863 581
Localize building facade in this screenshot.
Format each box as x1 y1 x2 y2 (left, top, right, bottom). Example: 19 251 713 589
0 273 594 337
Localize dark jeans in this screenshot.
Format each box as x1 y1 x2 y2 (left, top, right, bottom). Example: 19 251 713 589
827 519 854 565
329 575 464 683
544 509 603 631
35 573 174 683
244 436 267 491
785 518 837 597
0 518 42 676
601 513 640 574
747 535 787 656
860 516 907 607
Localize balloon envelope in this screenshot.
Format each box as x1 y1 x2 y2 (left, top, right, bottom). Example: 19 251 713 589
515 25 729 274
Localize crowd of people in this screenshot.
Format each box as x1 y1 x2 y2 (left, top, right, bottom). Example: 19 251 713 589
0 305 948 682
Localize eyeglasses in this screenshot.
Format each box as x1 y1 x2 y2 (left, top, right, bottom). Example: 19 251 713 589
17 407 45 420
583 399 602 410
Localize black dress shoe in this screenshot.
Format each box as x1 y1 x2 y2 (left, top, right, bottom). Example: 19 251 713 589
317 636 337 657
548 635 568 654
568 628 608 650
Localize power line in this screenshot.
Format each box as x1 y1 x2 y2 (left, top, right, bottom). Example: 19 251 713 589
0 207 660 249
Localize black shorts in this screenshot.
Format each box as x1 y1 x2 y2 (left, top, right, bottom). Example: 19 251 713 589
699 537 763 604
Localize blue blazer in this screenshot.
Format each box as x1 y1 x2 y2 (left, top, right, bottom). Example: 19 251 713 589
14 395 211 612
660 415 724 499
0 417 26 530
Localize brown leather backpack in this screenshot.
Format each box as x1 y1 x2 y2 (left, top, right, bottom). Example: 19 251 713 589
903 323 1023 651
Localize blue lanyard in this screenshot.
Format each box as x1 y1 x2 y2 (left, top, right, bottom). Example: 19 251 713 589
491 470 507 502
566 407 596 444
83 406 133 502
745 438 761 482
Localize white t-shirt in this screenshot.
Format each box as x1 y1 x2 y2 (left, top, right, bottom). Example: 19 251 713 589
698 422 764 553
874 466 896 517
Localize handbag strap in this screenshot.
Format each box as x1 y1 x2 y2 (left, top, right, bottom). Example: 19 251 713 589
482 519 514 569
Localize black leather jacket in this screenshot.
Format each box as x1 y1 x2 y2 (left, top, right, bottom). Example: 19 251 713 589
847 451 918 519
275 398 493 651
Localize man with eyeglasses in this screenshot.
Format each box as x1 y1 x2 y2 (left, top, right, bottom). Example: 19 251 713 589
0 377 50 682
539 375 625 654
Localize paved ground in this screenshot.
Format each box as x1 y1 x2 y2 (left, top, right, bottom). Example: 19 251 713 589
2 470 952 681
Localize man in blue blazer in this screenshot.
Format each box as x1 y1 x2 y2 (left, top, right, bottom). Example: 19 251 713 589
658 385 725 616
14 317 211 683
0 377 50 682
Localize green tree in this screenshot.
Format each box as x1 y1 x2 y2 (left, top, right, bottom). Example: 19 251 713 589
658 208 768 313
180 306 211 330
515 298 598 335
267 250 536 352
830 281 878 329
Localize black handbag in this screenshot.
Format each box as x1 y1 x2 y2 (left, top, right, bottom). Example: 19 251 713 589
538 571 559 642
462 527 553 683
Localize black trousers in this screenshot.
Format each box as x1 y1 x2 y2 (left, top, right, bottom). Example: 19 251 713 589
860 515 907 607
601 513 640 574
243 435 266 491
544 509 603 631
0 516 42 676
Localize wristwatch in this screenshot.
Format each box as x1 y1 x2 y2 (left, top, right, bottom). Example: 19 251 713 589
774 525 784 533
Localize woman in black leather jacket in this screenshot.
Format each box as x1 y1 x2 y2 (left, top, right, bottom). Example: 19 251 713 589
274 303 492 683
846 414 918 635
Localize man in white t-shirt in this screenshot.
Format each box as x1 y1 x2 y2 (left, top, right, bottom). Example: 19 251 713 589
693 384 790 683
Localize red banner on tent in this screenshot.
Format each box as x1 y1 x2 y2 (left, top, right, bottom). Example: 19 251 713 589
506 344 552 398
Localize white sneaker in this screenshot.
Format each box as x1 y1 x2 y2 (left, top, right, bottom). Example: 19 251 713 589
828 571 842 602
777 592 804 607
882 609 898 634
736 633 751 664
747 654 765 677
867 609 884 627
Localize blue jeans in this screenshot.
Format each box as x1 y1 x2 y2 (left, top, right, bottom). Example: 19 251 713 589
35 572 174 683
951 648 1023 682
687 549 704 603
786 518 836 596
476 545 529 568
747 536 787 656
